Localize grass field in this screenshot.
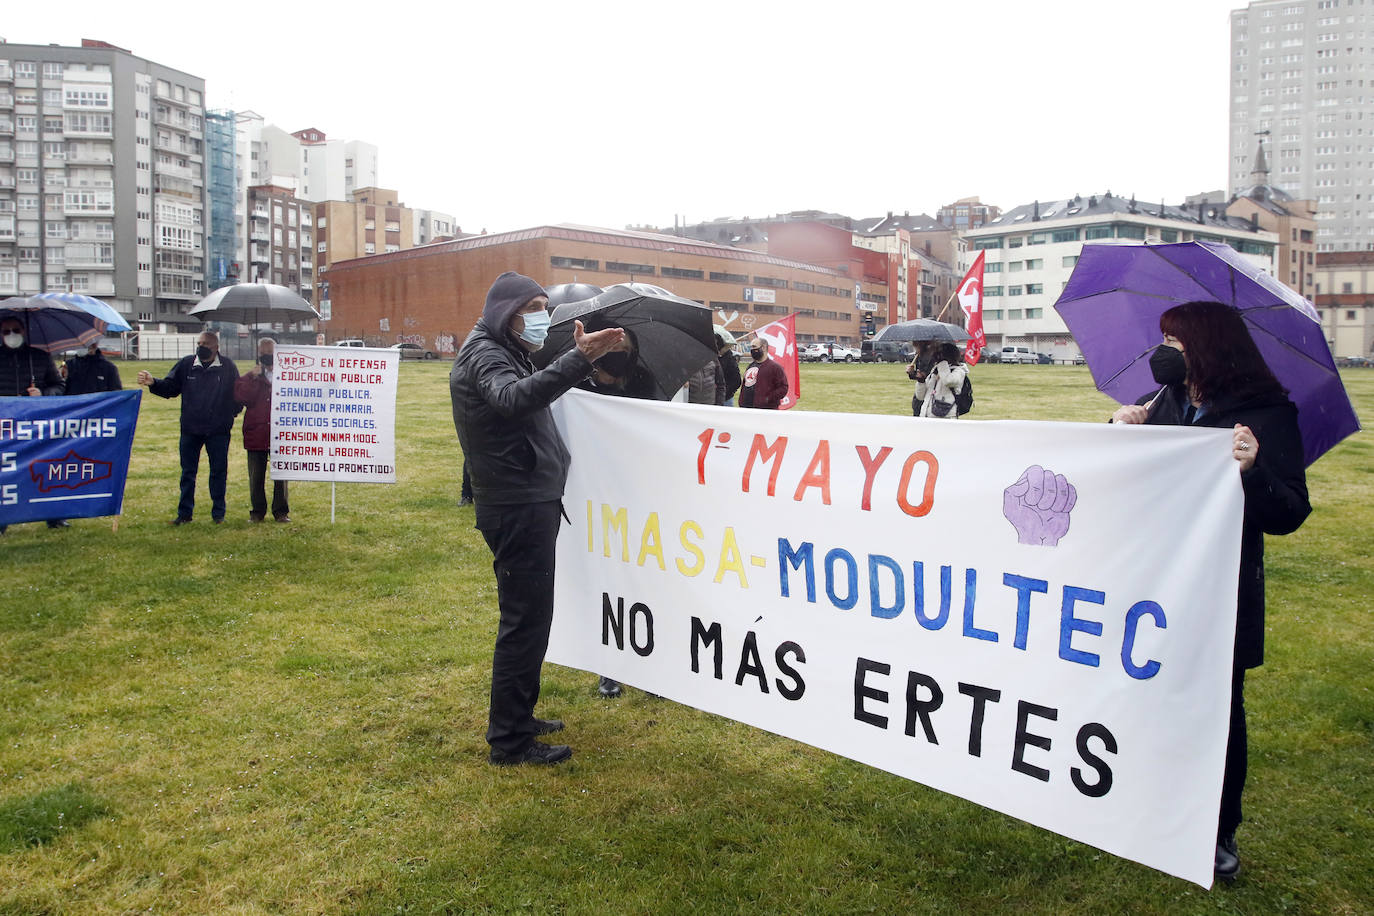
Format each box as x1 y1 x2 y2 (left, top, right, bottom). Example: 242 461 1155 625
1 362 1371 915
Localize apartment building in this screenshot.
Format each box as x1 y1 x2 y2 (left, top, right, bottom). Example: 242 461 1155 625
1313 251 1374 357
1229 0 1368 251
245 184 314 302
962 192 1279 360
314 187 413 273
413 208 460 245
0 39 206 325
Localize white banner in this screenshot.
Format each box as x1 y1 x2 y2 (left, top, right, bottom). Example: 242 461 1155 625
549 391 1243 887
269 344 399 483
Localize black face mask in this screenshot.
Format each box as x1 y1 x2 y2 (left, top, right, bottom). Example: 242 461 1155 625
258 354 274 369
750 348 765 361
1149 344 1187 386
595 351 633 377
196 345 214 363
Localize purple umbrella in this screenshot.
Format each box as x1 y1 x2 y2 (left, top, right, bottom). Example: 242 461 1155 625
1055 241 1359 466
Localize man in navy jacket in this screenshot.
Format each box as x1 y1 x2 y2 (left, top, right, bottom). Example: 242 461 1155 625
139 330 240 524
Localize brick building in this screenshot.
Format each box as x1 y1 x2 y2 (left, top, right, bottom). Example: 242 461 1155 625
321 224 891 354
314 186 413 274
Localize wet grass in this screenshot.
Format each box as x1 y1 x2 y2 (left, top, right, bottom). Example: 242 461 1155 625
0 361 1370 914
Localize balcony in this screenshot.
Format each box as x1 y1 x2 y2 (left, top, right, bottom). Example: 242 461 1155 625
250 227 269 243
0 66 12 83
65 149 113 165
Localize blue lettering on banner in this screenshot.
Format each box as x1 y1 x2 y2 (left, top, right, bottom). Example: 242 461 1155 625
0 390 141 525
1121 601 1167 680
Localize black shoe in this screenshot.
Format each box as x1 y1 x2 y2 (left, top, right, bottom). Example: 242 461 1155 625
212 517 224 524
46 519 70 529
274 515 290 523
532 717 565 736
249 513 265 523
1215 834 1240 882
598 676 622 698
171 517 192 526
488 741 572 767
458 496 474 507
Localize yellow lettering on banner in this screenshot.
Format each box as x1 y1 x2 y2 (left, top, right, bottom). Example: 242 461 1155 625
676 521 706 576
602 504 630 561
638 512 666 570
713 527 748 587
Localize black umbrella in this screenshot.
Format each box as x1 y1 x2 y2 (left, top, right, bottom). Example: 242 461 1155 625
876 318 970 344
545 283 603 308
531 283 717 399
187 282 321 326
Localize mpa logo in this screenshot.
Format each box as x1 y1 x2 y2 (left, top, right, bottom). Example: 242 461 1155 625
277 350 316 369
29 449 113 493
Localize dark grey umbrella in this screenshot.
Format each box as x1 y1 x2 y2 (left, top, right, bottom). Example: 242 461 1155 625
876 318 970 344
545 283 603 308
531 283 717 399
187 282 321 326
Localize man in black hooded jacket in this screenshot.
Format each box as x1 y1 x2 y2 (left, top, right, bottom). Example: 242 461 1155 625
450 271 624 766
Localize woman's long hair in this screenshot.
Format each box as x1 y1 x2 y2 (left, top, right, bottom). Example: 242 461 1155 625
1159 301 1284 403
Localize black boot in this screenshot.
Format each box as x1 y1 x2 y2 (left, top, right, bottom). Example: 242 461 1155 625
1214 833 1239 882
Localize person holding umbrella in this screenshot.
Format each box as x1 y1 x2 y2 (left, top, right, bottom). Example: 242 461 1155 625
908 342 967 419
62 339 123 395
1109 300 1311 882
450 271 625 766
0 315 68 533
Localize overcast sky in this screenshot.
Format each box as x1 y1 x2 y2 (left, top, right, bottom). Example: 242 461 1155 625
5 0 1248 234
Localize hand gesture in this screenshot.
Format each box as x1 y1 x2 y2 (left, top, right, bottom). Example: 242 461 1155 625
137 370 153 387
1232 423 1258 472
1003 465 1078 547
25 384 41 397
574 320 625 362
1111 404 1147 424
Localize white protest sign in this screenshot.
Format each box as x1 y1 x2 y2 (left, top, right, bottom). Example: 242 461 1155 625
549 391 1243 887
269 345 399 483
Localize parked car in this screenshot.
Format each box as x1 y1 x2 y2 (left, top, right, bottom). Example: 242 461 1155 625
335 339 366 348
860 340 913 363
978 347 1001 364
1037 352 1054 364
391 342 438 360
802 342 860 362
1000 345 1037 364
800 343 831 362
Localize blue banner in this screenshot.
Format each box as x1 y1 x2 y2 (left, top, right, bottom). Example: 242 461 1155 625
0 390 141 525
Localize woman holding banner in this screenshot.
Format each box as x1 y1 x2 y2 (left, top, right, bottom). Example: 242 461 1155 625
1110 300 1311 882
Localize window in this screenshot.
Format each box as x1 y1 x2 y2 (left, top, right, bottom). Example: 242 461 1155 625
661 266 703 280
550 256 598 270
984 286 1003 297
1051 228 1080 243
607 261 656 274
1159 229 1178 243
1084 226 1113 240
1024 259 1043 270
1026 284 1044 295
1008 261 1024 272
15 62 37 79
709 270 748 283
1116 225 1147 240
364 242 376 255
1062 255 1079 268
1008 237 1024 248
752 275 787 288
1027 308 1044 318
973 238 1002 250
1008 286 1024 296
1346 310 1358 320
1008 309 1024 320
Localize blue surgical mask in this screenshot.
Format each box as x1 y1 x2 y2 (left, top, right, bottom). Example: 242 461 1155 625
518 310 551 347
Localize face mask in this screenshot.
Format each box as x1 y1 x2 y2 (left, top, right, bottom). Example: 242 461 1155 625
1149 344 1187 386
3 332 24 350
196 345 214 362
517 310 551 347
750 348 765 361
258 354 274 369
595 351 633 377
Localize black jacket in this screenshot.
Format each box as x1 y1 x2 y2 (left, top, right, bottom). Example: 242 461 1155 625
0 345 64 396
450 323 593 507
719 351 741 401
1143 384 1310 668
64 353 123 395
148 354 241 436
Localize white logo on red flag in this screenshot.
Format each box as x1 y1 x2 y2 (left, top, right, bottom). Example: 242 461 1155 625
754 313 801 409
959 251 987 365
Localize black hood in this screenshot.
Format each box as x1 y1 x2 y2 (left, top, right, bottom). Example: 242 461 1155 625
480 271 545 335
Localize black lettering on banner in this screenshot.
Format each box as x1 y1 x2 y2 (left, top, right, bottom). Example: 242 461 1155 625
690 616 724 678
1012 700 1059 782
735 631 769 692
602 594 653 655
628 601 654 657
853 657 890 728
1071 722 1118 798
774 642 806 700
958 682 1002 757
904 671 944 744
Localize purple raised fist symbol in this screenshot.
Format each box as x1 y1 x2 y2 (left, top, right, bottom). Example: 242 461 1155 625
1003 465 1078 547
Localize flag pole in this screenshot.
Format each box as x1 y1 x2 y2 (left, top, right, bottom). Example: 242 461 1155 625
933 289 959 323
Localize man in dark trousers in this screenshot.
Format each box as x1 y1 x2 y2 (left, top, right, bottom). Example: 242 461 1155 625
62 340 123 394
450 271 624 766
0 315 68 533
233 337 289 523
738 336 788 409
138 330 240 525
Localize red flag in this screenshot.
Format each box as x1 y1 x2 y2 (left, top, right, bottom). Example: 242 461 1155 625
958 251 987 365
753 313 801 409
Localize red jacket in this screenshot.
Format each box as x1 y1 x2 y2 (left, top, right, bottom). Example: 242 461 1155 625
233 370 272 451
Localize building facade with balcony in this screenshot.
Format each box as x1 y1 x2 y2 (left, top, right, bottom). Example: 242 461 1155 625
962 192 1279 361
314 187 414 275
0 39 205 326
245 184 314 303
204 108 236 291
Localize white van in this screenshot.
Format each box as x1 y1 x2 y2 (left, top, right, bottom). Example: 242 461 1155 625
1000 345 1036 364
335 339 366 348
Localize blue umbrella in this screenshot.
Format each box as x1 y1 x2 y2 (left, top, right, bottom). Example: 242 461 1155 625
1055 241 1359 466
0 292 132 353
